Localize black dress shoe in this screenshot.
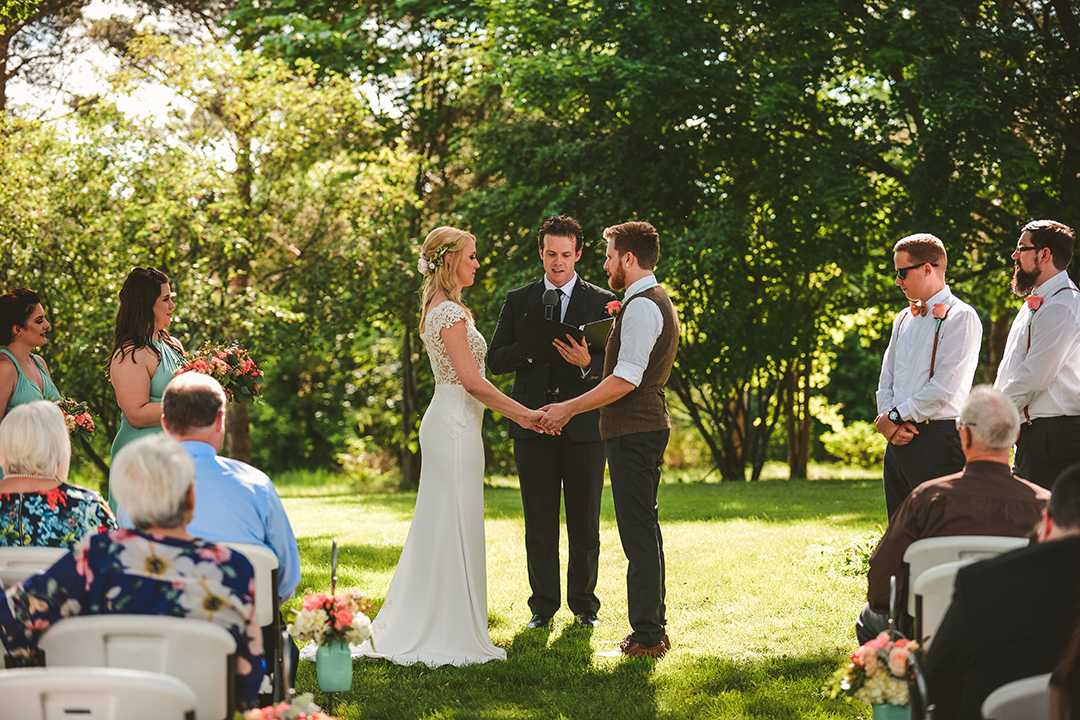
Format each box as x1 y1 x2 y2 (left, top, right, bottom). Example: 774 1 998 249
574 612 601 627
526 613 552 629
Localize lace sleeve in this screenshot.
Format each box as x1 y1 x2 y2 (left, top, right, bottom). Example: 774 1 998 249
428 302 468 333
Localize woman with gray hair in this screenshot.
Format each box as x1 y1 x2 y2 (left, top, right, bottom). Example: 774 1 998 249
0 400 114 547
0 434 264 709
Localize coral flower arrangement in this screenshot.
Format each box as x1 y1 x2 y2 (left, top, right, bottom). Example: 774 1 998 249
285 589 374 648
176 343 264 404
55 397 96 439
827 632 921 707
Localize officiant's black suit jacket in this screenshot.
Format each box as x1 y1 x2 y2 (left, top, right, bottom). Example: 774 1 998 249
925 535 1080 720
488 278 616 441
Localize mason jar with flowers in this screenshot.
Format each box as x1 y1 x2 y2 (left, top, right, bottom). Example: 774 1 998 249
286 589 373 693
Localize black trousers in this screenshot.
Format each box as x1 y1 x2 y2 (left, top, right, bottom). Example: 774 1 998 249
607 429 670 647
514 435 606 617
1015 416 1080 490
882 419 964 519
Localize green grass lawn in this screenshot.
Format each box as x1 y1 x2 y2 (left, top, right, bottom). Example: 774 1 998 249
273 465 886 719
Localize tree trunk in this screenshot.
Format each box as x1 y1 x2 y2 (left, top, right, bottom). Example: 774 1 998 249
224 401 251 464
784 357 812 479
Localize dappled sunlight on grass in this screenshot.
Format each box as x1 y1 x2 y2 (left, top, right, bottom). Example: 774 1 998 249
282 470 885 718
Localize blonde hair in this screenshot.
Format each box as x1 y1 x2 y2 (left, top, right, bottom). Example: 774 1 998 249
0 400 71 480
418 226 475 332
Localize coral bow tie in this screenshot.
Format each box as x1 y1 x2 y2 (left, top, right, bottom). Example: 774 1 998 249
909 302 928 317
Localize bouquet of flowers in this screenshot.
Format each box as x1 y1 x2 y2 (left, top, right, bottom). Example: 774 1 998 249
242 693 336 720
285 589 374 648
175 342 264 404
55 398 96 439
826 631 921 707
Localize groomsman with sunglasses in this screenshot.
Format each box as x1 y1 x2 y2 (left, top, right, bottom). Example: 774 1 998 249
993 220 1080 489
874 234 983 518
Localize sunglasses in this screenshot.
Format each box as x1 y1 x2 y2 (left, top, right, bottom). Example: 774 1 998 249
895 262 938 280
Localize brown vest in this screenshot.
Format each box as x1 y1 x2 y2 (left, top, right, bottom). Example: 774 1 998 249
599 285 680 440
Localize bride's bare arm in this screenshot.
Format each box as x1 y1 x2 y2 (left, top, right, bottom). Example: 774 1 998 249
440 320 543 431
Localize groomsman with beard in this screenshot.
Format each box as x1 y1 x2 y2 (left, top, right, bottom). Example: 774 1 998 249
488 215 616 630
874 233 982 518
993 219 1080 488
539 221 679 659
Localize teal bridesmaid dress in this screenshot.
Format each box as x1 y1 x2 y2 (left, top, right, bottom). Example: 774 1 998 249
109 339 183 510
0 347 63 481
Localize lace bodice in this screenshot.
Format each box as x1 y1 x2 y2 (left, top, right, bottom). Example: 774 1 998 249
421 301 487 385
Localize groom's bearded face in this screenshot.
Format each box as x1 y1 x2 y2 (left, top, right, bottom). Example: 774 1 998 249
604 238 627 291
1012 262 1040 296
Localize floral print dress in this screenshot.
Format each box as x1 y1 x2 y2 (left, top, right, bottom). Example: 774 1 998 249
0 528 264 706
0 483 116 547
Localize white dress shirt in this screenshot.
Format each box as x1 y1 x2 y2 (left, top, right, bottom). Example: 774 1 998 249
544 273 579 323
612 275 665 388
993 270 1080 418
876 285 982 422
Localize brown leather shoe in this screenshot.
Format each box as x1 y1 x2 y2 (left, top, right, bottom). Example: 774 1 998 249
619 633 669 659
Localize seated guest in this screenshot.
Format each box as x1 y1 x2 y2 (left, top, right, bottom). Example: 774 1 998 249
0 434 264 709
856 385 1049 644
0 400 115 547
925 463 1080 720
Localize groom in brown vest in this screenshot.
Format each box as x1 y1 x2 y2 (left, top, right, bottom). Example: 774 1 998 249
540 221 680 659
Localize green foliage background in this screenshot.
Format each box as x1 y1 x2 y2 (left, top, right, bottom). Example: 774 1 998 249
2 0 1078 482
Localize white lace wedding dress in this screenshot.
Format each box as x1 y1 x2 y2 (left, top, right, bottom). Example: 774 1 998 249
342 301 505 666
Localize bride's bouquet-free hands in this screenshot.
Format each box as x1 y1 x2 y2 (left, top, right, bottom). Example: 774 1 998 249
175 342 264 404
286 588 374 649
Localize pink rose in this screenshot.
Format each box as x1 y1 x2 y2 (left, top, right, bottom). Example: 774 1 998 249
888 646 909 676
932 303 948 319
866 631 890 650
858 646 881 675
606 300 622 316
334 608 354 631
303 593 328 611
1027 295 1044 310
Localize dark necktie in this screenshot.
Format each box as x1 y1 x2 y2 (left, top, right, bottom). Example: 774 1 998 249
548 289 565 395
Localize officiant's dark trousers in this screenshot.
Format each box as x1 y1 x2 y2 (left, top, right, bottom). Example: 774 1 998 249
607 428 669 647
515 435 606 617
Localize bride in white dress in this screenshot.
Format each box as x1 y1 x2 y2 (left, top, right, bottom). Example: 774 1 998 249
345 227 543 666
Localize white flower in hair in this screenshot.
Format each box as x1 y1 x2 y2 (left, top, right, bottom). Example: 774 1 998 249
418 257 432 275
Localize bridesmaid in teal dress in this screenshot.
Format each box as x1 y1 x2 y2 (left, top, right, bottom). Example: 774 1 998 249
0 289 63 480
107 267 184 512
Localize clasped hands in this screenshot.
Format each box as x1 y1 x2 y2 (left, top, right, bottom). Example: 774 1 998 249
873 412 920 446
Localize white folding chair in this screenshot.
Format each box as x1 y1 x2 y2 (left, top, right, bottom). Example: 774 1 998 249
39 615 237 720
0 546 68 589
903 535 1027 616
0 666 197 720
981 672 1052 720
217 541 282 700
912 558 977 646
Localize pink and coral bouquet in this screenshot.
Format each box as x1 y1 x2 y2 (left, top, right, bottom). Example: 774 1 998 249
243 693 336 720
825 632 922 707
286 589 374 648
55 397 96 439
175 342 264 404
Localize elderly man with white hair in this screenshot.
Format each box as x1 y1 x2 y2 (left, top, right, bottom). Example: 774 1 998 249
856 385 1051 644
0 434 265 710
0 400 114 547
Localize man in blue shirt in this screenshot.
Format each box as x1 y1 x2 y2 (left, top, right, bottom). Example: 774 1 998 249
159 371 301 694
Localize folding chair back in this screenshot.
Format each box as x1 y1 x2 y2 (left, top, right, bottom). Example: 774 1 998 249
903 536 1026 616
912 558 977 646
39 614 236 720
0 666 197 720
981 672 1052 720
0 546 68 588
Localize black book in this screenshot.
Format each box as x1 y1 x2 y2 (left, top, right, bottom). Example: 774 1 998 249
515 314 614 367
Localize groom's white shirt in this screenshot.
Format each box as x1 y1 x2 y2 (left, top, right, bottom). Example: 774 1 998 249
613 274 664 388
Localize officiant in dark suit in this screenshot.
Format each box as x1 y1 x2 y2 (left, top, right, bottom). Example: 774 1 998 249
488 215 617 629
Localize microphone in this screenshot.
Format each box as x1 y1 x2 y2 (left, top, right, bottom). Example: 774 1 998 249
543 289 559 321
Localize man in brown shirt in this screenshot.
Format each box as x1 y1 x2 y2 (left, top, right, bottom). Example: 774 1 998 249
856 385 1050 645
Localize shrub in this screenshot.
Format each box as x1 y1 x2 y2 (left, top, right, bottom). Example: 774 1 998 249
821 421 887 468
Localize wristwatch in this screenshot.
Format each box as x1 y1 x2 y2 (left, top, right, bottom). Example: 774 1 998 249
888 407 902 424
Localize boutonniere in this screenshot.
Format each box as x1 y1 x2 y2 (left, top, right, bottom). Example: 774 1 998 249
606 300 622 317
932 303 949 332
1026 295 1044 311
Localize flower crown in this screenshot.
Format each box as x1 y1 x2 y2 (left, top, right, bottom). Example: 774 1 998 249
417 244 453 276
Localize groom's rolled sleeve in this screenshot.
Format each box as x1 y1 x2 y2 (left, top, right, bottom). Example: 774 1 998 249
612 299 664 387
